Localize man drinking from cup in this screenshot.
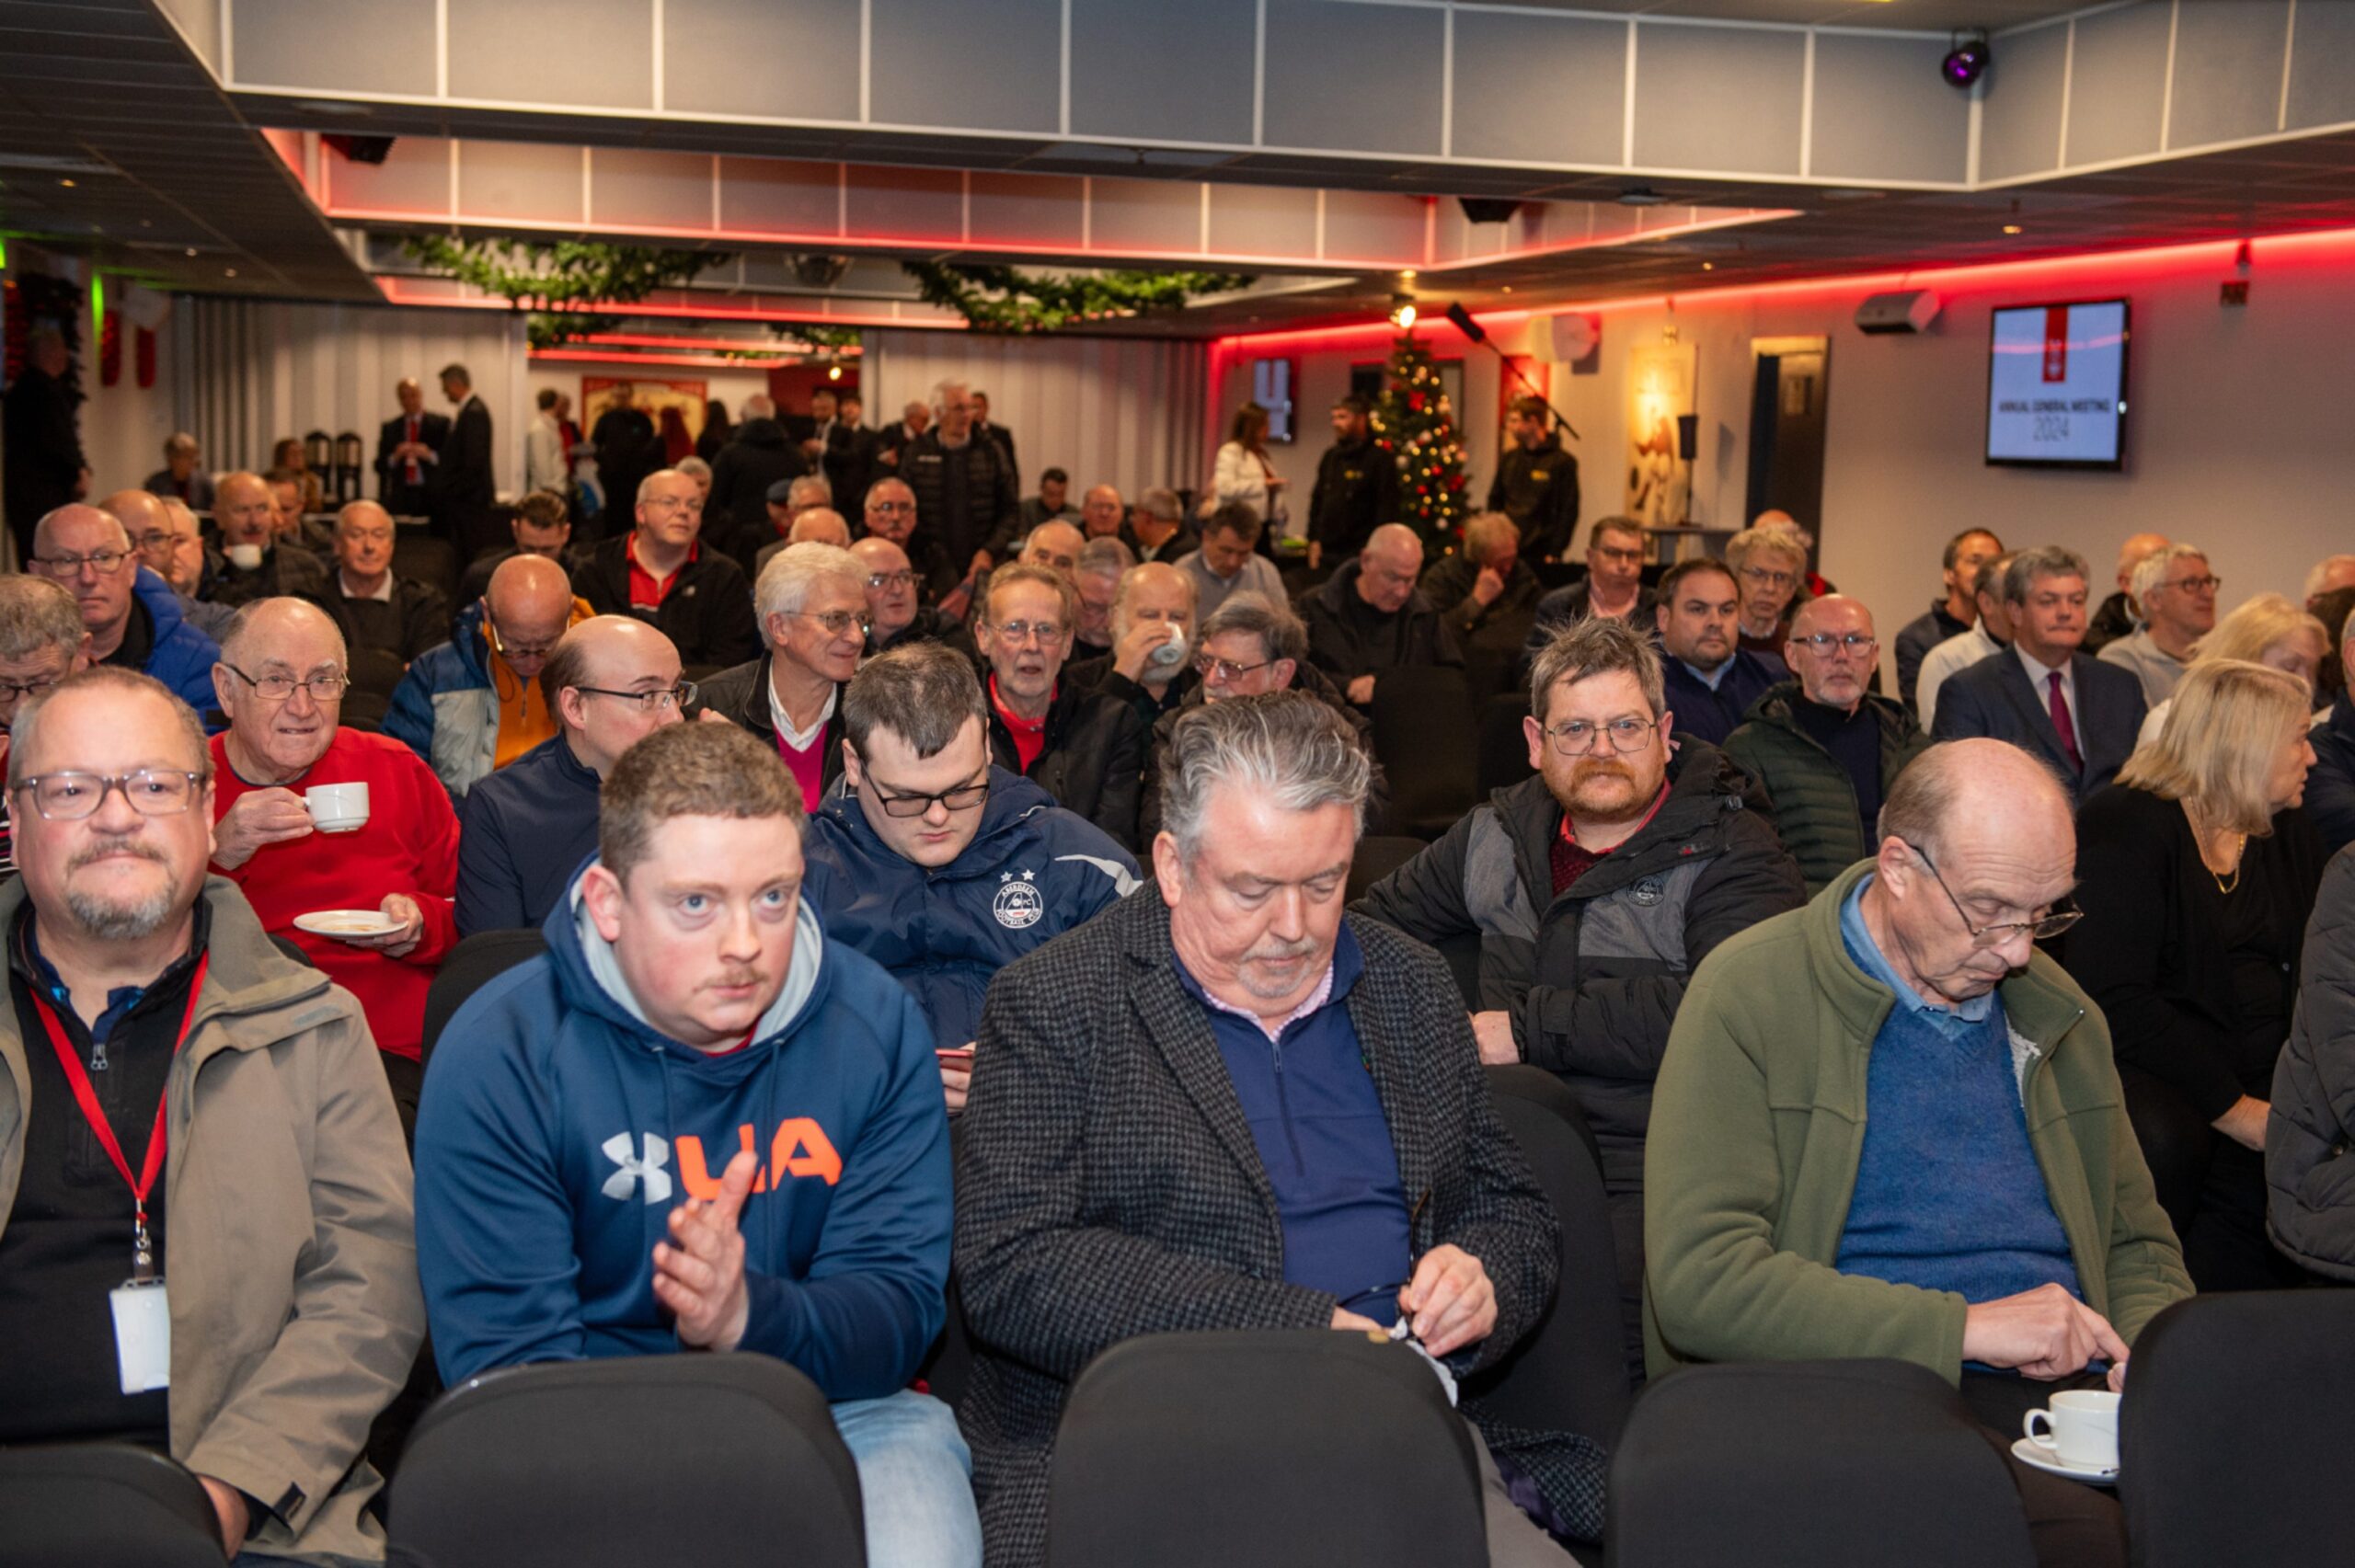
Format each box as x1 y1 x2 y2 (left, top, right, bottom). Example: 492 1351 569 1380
209 599 458 1130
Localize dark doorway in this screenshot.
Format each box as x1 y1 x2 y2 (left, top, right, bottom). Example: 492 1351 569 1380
1745 337 1830 554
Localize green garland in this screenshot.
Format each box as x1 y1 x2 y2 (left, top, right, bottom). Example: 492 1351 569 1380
401 236 729 349
902 261 1253 333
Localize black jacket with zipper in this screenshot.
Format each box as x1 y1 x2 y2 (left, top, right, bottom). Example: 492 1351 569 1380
984 680 1147 851
571 535 761 673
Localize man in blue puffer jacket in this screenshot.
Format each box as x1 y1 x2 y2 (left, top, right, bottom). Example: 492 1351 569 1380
416 719 979 1568
28 505 219 721
385 556 583 796
800 642 1138 1112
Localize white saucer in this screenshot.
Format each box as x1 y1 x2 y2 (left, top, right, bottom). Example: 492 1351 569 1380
293 909 400 938
2011 1437 2119 1485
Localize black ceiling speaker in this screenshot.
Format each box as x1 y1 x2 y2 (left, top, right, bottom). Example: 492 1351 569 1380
322 134 396 165
1458 198 1522 224
791 254 852 290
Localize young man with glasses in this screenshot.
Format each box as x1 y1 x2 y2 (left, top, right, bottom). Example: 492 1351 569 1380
800 644 1136 1111
387 554 588 798
1725 595 1931 893
571 468 760 671
974 563 1149 850
455 617 690 935
1353 615 1802 1376
1648 738 2184 1568
209 599 458 1123
698 543 867 808
26 504 220 718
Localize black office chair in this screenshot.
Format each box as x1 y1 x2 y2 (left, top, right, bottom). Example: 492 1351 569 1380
1045 1330 1487 1568
1607 1359 2034 1568
1465 1067 1633 1456
1476 691 1537 798
1347 833 1430 904
391 1354 864 1568
0 1442 224 1567
419 928 547 1069
2119 1291 2355 1568
1369 665 1477 840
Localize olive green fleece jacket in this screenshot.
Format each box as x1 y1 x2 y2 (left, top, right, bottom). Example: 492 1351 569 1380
1643 858 2191 1383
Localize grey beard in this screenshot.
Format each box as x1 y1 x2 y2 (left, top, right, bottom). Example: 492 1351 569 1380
66 883 180 943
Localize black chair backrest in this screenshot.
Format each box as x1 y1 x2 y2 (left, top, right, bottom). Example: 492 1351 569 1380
1465 1066 1632 1453
1476 691 1537 797
391 1354 863 1568
1368 665 1476 839
420 928 548 1068
1347 833 1429 905
394 532 461 599
2120 1291 2355 1568
0 1443 224 1568
1047 1330 1486 1568
1609 1359 2035 1568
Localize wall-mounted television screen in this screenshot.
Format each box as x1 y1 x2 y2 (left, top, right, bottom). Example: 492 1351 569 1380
1985 299 2130 469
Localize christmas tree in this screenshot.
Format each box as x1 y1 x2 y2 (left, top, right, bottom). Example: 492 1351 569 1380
1371 331 1470 547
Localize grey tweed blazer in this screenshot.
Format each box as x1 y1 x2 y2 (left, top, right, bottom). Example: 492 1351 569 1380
954 888 1568 1566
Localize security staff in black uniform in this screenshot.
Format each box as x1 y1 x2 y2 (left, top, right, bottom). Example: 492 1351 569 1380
1488 395 1581 563
1306 395 1398 566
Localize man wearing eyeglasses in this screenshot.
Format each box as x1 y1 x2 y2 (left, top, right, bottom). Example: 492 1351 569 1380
2097 543 2216 707
859 475 958 607
800 644 1136 1112
1725 596 1930 894
0 667 424 1563
26 504 221 721
387 555 589 798
455 617 689 935
852 536 974 664
1353 616 1802 1376
571 468 760 672
1065 560 1199 728
1647 739 2189 1568
699 543 867 808
0 577 93 881
209 599 459 1121
1520 517 1656 681
975 563 1149 850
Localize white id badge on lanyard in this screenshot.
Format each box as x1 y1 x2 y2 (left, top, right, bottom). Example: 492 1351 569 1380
109 1279 171 1394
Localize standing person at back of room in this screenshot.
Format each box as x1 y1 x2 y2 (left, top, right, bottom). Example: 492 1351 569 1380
1488 395 1580 565
1306 394 1396 567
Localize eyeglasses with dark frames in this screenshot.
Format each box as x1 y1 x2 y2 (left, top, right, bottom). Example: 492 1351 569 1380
1193 651 1274 682
571 681 698 715
1537 715 1660 758
864 775 991 818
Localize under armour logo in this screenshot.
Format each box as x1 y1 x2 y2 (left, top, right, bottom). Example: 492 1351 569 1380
602 1131 673 1205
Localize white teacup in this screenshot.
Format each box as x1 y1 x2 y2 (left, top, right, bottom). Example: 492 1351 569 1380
224 543 263 570
305 782 370 835
2023 1390 2120 1471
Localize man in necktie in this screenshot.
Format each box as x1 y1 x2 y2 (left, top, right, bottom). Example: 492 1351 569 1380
376 379 449 521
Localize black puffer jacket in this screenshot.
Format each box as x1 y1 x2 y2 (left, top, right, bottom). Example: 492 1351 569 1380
2270 845 2355 1280
1351 740 1804 1193
570 535 761 673
985 680 1148 851
901 430 1019 567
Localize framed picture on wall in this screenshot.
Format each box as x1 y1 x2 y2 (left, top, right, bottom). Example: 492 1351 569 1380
581 375 709 465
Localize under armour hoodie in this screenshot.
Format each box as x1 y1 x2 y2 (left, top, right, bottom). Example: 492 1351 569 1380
414 862 950 1402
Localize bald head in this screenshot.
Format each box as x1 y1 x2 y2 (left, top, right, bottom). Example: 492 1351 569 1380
1355 525 1426 615
31 504 129 562
2116 532 2169 592
1786 594 1876 713
28 508 136 647
99 489 170 545
484 553 575 681
787 508 851 547
1883 738 2072 869
214 471 276 548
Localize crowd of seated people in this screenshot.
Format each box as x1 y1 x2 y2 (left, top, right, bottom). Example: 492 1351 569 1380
12 372 2355 1568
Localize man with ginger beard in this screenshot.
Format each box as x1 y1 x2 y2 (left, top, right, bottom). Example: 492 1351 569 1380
1353 615 1802 1375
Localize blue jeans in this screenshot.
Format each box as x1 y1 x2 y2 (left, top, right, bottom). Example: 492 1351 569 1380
832 1388 982 1568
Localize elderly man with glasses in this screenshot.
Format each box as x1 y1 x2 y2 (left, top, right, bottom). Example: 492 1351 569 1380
852 536 974 664
387 554 588 798
1725 595 1931 894
209 599 459 1129
974 562 1149 850
571 468 759 671
699 542 867 807
27 504 221 719
2096 542 2218 707
1647 738 2189 1568
859 475 959 608
1353 616 1803 1376
0 576 94 880
800 643 1136 1113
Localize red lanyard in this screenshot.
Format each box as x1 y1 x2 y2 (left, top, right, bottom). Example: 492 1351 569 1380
30 952 210 1281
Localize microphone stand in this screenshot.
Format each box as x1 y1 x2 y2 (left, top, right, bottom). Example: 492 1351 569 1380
1443 302 1580 441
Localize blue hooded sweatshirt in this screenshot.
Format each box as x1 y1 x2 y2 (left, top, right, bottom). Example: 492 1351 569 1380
798 768 1138 1050
414 864 951 1401
124 565 222 720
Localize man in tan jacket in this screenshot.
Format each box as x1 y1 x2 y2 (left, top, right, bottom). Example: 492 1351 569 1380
0 666 423 1562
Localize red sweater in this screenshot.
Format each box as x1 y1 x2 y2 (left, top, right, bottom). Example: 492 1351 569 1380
210 727 460 1059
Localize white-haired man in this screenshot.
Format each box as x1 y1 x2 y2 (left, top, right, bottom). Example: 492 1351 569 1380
699 542 868 805
2097 542 2216 706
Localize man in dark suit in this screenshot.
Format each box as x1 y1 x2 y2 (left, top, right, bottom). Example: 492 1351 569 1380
4 326 88 567
956 692 1605 1567
376 377 451 521
971 389 1017 491
436 363 497 559
589 383 659 542
1933 544 2148 805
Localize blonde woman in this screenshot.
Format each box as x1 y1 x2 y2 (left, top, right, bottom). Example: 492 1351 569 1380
1212 401 1287 536
2065 659 2325 1290
2136 591 2326 746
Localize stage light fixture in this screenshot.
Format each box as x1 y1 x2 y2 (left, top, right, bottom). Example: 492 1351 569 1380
1942 33 1991 88
1389 294 1418 329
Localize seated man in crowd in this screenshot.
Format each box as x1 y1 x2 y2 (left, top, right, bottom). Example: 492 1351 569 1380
416 721 979 1568
2085 532 2170 655
1122 486 1198 564
800 644 1137 1112
1173 503 1283 622
0 577 90 878
957 692 1604 1564
1527 516 1653 647
572 469 760 672
389 554 587 797
755 504 853 580
1894 528 2003 717
1420 510 1543 696
1137 592 1385 841
1724 521 1809 675
1916 552 2015 732
454 489 578 605
700 542 866 806
1725 595 1928 894
144 429 215 511
455 616 688 935
975 563 1148 849
27 503 219 716
1017 466 1078 532
319 500 450 667
856 535 973 662
2307 608 2355 856
1353 617 1803 1372
200 472 329 609
1653 558 1776 750
1934 546 2147 806
1302 522 1462 709
264 468 335 558
0 667 424 1563
1078 482 1126 542
1066 560 1199 727
209 599 459 1124
1647 739 2192 1568
2097 541 2215 707
1068 535 1133 660
1017 519 1085 582
108 490 233 643
860 475 957 606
